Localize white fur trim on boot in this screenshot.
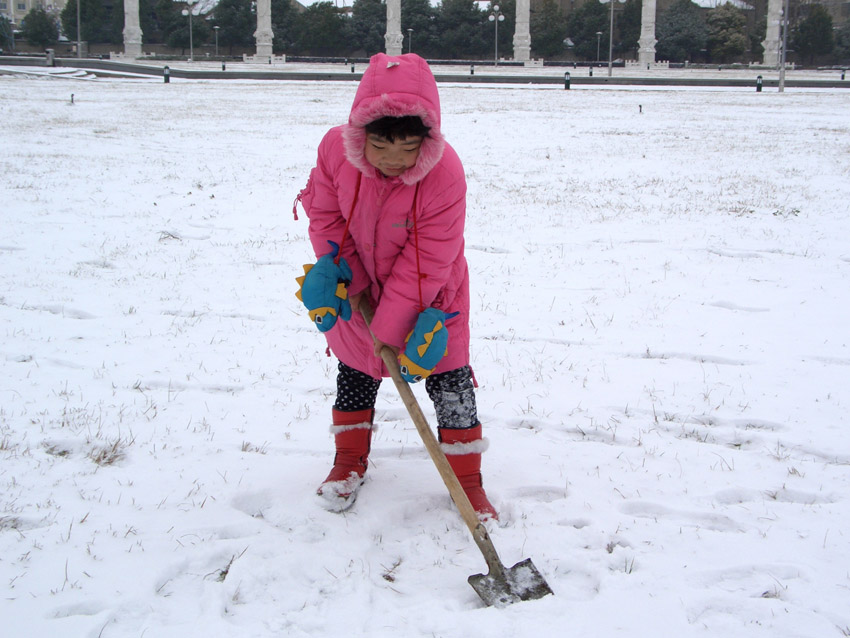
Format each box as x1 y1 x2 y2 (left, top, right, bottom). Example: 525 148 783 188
329 422 377 435
440 437 490 456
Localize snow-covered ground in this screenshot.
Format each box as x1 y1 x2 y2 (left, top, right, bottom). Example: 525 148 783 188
1 74 849 637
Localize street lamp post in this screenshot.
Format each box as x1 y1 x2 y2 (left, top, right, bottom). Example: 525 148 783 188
608 0 614 76
596 31 602 62
604 0 626 77
778 0 790 92
407 28 413 54
181 1 195 62
488 4 505 66
213 25 220 57
76 0 81 58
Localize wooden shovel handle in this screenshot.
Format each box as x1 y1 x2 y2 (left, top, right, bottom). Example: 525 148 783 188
357 298 507 578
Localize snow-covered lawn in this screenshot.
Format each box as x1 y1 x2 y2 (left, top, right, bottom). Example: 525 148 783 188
2 74 849 637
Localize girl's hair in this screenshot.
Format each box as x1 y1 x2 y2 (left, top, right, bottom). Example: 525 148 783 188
364 116 430 142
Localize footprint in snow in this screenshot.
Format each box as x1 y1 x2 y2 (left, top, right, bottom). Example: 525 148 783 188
619 500 745 533
508 485 567 503
708 300 769 313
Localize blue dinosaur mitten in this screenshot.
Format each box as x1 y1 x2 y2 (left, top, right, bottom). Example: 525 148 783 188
295 241 353 332
398 307 459 383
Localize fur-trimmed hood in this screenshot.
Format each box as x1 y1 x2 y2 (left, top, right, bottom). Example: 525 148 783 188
342 53 446 186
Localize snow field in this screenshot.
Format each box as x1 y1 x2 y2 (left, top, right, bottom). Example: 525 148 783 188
1 75 849 637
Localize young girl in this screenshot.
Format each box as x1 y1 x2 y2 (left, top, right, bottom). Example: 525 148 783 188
295 53 497 521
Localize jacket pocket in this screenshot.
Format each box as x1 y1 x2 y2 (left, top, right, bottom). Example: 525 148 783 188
432 260 462 311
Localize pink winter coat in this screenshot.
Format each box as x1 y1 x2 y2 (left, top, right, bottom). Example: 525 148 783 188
299 53 470 379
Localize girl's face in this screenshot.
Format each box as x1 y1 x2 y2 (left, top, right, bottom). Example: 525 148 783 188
364 134 423 177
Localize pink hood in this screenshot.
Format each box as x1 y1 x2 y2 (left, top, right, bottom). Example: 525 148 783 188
300 52 471 379
342 53 446 185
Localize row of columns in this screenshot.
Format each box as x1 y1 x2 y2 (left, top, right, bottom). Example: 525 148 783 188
383 0 785 69
381 0 544 63
120 0 274 60
120 0 784 69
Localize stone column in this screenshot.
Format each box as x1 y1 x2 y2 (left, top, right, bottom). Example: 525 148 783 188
385 0 403 55
123 0 143 58
513 0 531 62
637 0 656 67
255 0 274 59
761 0 782 67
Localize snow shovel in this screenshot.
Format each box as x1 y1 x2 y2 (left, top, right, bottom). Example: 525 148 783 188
359 299 554 607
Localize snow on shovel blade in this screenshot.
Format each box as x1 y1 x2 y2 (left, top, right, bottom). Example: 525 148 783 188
468 558 554 608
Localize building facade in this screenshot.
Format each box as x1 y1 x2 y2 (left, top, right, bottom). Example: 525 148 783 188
3 0 68 21
3 0 68 29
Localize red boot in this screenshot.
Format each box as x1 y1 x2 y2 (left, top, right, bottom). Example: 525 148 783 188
439 424 498 521
317 408 374 512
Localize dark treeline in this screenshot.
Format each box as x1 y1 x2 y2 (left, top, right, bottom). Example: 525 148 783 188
6 0 848 66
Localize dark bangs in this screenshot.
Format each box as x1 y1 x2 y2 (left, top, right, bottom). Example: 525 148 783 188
364 116 430 142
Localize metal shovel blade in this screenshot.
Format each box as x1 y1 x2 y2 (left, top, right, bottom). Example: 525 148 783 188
468 558 554 608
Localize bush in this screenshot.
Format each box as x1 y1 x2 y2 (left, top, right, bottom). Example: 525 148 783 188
22 7 59 48
0 15 14 51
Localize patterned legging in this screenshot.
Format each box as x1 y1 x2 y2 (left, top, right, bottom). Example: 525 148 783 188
333 362 478 429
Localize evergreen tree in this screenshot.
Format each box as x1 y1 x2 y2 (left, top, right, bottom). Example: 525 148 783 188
60 0 112 44
135 0 160 43
152 0 185 47
272 0 297 53
656 0 707 63
433 0 488 59
60 0 79 41
159 0 209 52
565 0 608 62
749 15 765 60
22 7 59 47
213 0 254 52
792 4 833 64
109 0 126 45
530 0 568 59
706 3 748 63
834 21 850 65
401 0 438 57
0 15 13 51
347 0 386 55
140 0 170 43
618 0 641 58
292 1 347 56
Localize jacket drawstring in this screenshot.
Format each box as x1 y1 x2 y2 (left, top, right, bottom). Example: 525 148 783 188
335 172 362 265
292 192 302 220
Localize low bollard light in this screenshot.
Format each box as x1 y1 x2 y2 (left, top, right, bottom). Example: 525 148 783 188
222 62 226 71
842 69 846 81
756 75 763 92
351 63 355 73
589 66 593 77
164 65 170 83
470 64 475 75
564 71 570 90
